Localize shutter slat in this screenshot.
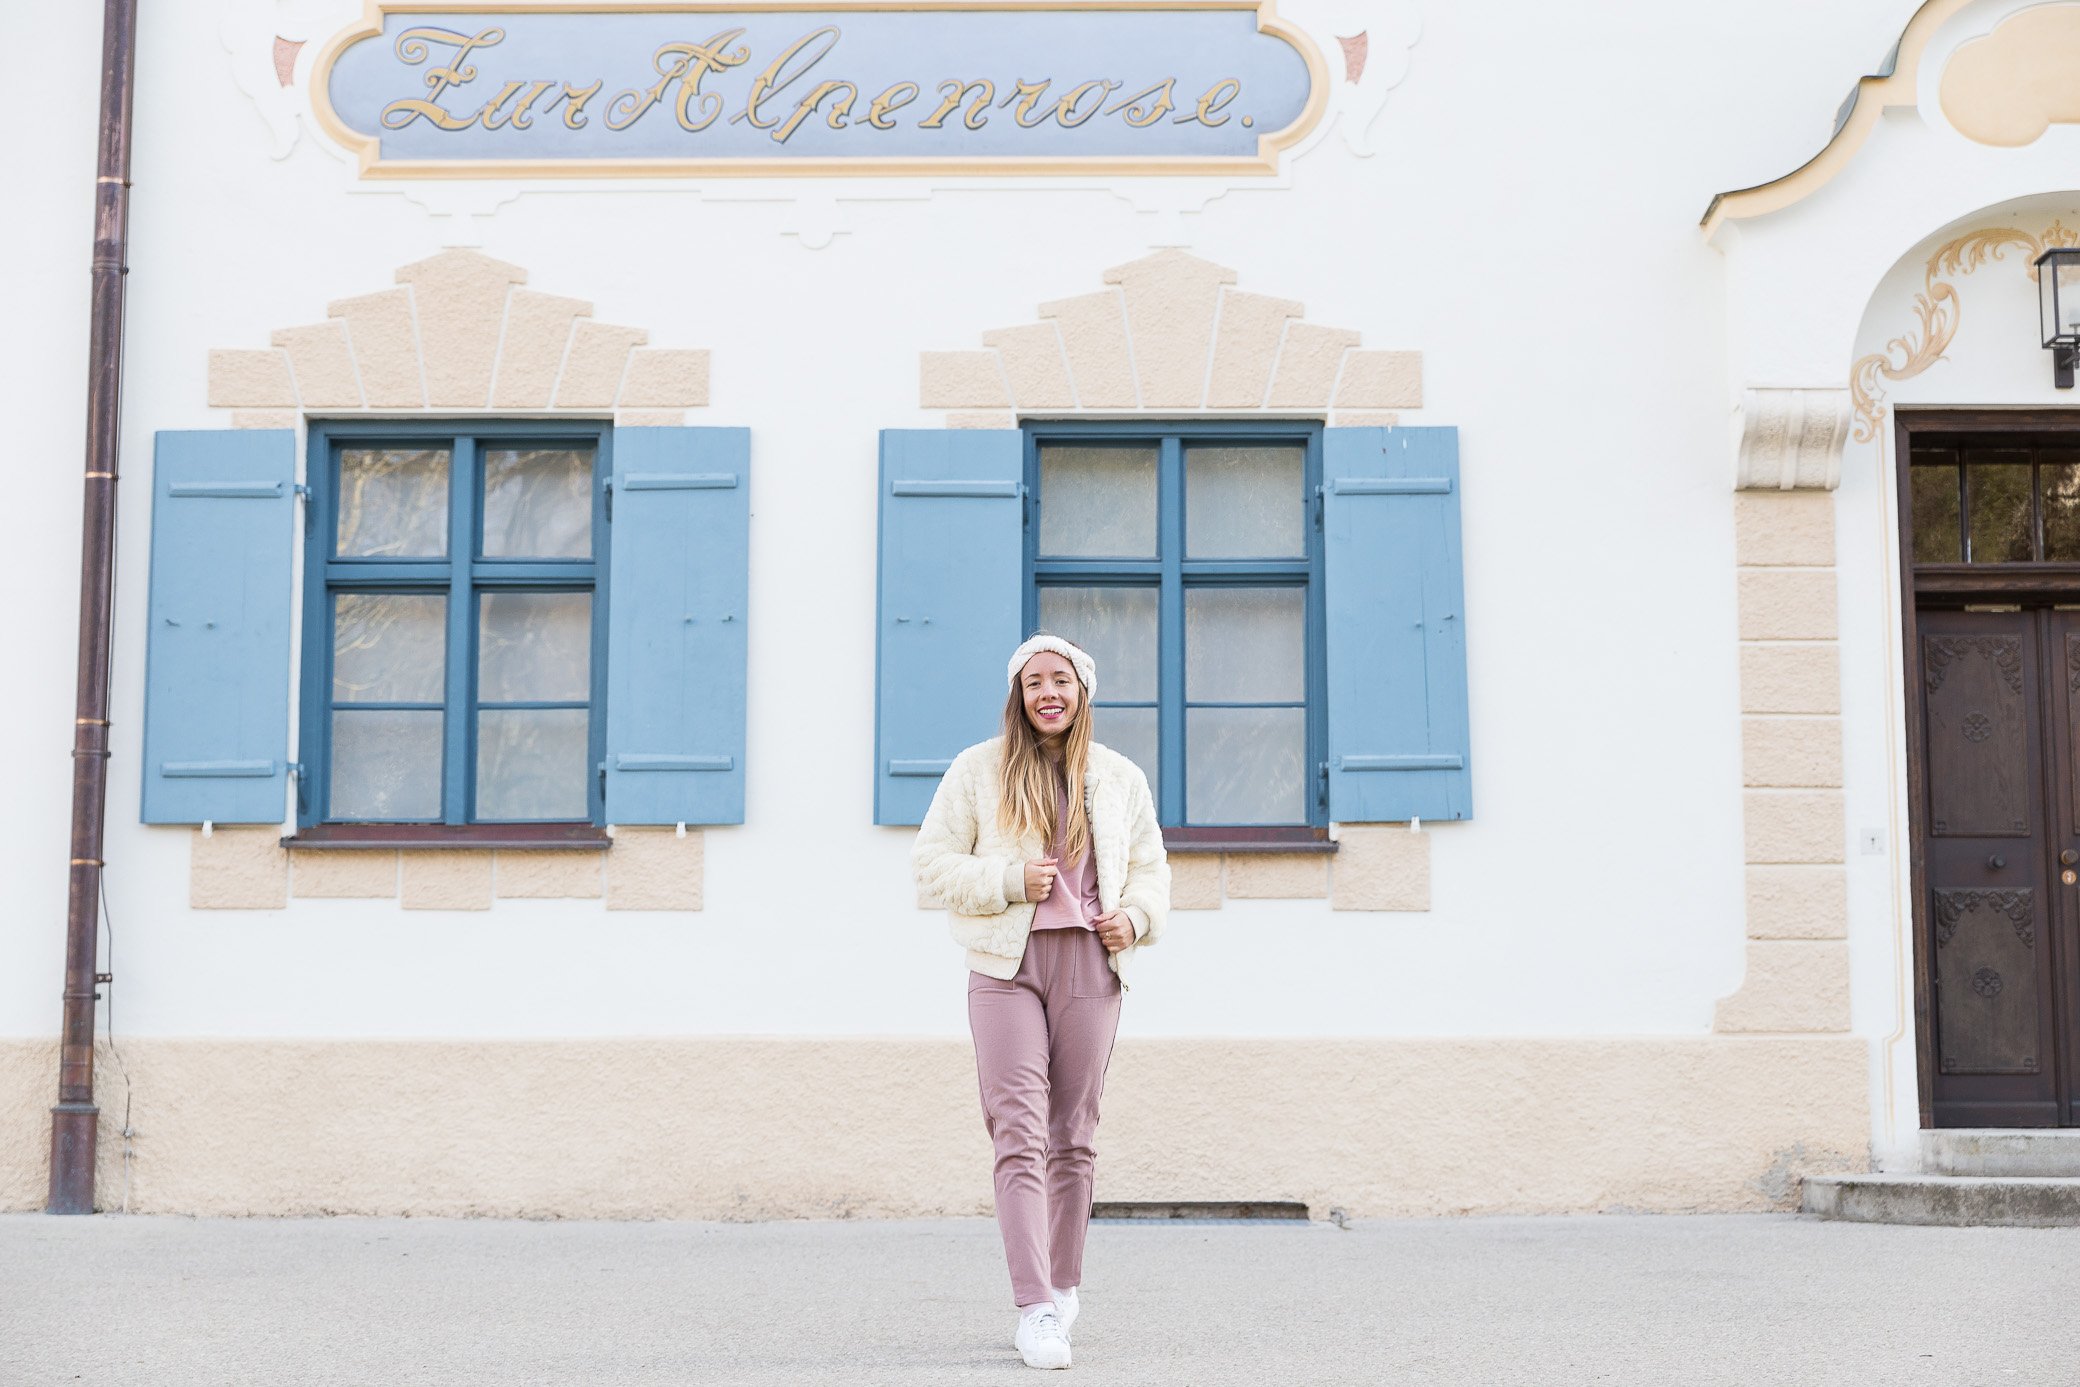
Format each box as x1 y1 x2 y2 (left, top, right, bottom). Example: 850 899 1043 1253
603 427 750 825
140 429 297 824
1323 426 1473 823
874 429 1023 825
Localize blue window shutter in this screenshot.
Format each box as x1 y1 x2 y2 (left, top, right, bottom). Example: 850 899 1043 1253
875 429 1023 825
140 429 297 824
604 426 751 824
1323 426 1472 822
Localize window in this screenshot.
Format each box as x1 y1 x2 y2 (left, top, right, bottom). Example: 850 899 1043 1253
1910 437 2080 564
301 424 608 826
1024 424 1326 829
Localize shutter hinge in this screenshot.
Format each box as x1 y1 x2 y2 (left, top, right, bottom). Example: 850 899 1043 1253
1313 484 1325 531
598 761 608 806
603 479 613 522
294 482 314 533
288 761 308 815
1317 760 1329 809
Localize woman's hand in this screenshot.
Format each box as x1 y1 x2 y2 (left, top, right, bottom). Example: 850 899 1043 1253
1024 857 1060 901
1095 911 1134 954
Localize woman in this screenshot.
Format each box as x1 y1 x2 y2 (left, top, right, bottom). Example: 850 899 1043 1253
913 633 1170 1371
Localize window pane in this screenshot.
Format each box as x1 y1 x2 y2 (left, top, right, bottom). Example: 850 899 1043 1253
1038 444 1157 557
2043 453 2080 561
330 709 443 819
1910 462 1962 564
478 593 592 702
337 448 449 557
476 709 590 820
1037 586 1158 701
1186 707 1306 825
1967 455 2033 562
332 593 445 703
1186 445 1305 557
483 447 594 559
1096 705 1158 794
1186 588 1305 702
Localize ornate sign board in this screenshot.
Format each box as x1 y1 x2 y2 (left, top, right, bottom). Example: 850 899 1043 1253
312 2 1327 178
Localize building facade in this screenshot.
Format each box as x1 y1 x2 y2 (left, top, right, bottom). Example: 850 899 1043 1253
8 0 2074 1217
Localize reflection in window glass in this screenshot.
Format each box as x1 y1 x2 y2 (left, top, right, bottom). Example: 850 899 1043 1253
483 448 593 559
476 708 590 820
2043 453 2080 561
1038 445 1158 557
1037 587 1158 701
1967 455 2033 563
1186 445 1305 558
1910 458 1962 565
1186 707 1307 825
337 449 449 557
478 593 592 702
1096 706 1158 798
330 709 443 819
333 593 446 703
1185 588 1306 702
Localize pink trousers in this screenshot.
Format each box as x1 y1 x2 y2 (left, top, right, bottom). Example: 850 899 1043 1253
967 927 1123 1308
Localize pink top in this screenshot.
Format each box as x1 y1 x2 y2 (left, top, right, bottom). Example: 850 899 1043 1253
1031 778 1101 932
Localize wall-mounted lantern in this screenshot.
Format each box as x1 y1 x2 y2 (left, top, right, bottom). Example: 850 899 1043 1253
2036 248 2080 389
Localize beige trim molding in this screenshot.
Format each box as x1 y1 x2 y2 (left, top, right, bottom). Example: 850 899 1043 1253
1733 388 1850 492
1700 0 1978 235
0 1035 1869 1218
308 0 1330 181
921 249 1421 419
206 248 712 417
1940 4 2080 147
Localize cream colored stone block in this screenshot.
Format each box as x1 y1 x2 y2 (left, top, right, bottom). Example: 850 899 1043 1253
981 323 1074 409
918 351 1009 409
1169 853 1222 910
1039 291 1137 407
1332 825 1430 911
621 349 710 408
232 411 298 430
0 1034 1868 1217
290 850 398 899
1743 791 1845 864
554 321 648 408
1107 250 1234 407
190 828 288 910
1734 491 1836 567
1267 323 1360 408
396 251 527 408
1745 865 1849 940
400 851 493 911
1223 852 1329 899
491 290 590 408
496 851 605 899
328 288 425 408
1713 940 1851 1033
1737 571 1838 640
1740 644 1840 714
270 322 362 408
606 827 704 911
1741 717 1843 788
947 412 1015 429
614 411 686 427
206 349 295 408
1332 412 1401 428
1206 290 1303 407
1333 351 1423 409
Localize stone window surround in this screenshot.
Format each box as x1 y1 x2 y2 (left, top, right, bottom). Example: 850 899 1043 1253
188 249 712 911
919 248 1435 912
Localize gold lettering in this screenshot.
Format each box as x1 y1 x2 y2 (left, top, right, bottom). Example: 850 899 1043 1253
477 78 555 131
674 30 753 131
774 79 857 142
606 43 698 130
999 78 1053 128
920 78 994 130
1176 77 1240 127
551 79 603 130
734 26 841 129
1104 77 1176 128
1051 79 1119 128
864 81 918 129
381 26 504 131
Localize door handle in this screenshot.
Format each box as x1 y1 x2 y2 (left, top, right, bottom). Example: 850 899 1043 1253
1989 855 2006 869
2063 850 2078 867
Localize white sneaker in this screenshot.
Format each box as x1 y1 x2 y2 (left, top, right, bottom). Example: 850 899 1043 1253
1014 1305 1072 1370
1051 1286 1080 1339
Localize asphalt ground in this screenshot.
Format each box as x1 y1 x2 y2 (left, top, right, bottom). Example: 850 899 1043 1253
3 1212 2077 1386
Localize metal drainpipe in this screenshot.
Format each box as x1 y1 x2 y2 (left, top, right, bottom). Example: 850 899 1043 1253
49 0 139 1216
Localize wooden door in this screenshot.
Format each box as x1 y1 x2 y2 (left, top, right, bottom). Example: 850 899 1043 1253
1919 608 2062 1126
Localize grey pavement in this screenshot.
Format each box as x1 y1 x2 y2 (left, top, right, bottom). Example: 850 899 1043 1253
3 1212 2078 1386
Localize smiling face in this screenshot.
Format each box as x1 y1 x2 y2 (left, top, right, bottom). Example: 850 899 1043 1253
1018 651 1083 742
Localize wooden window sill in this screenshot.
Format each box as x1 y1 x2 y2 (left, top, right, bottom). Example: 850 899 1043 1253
281 824 610 851
1161 827 1337 855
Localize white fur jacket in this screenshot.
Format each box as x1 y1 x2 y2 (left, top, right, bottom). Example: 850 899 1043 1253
912 738 1170 983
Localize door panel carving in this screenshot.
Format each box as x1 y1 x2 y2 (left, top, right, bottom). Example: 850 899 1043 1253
1933 888 2042 1075
1924 634 2029 837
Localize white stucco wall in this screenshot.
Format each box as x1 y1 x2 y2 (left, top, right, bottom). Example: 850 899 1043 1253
2 0 1921 1057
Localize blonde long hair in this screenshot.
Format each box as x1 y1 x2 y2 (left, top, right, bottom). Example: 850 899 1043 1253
997 640 1093 862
